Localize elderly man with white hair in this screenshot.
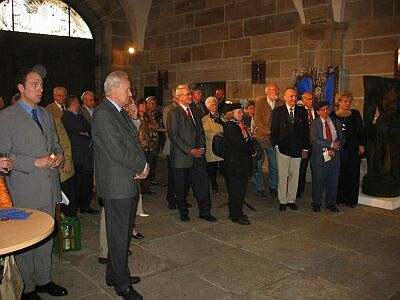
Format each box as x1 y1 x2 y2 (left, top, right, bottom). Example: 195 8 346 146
202 96 225 195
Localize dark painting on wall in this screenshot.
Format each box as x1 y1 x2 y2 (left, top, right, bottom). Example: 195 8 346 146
362 76 400 197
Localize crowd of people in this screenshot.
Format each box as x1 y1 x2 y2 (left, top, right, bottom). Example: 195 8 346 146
0 68 366 300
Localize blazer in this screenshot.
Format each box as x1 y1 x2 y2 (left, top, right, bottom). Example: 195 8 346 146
223 120 254 177
162 101 177 156
61 111 93 170
310 116 346 166
270 105 309 158
254 96 284 148
46 101 63 119
167 103 206 168
53 117 74 182
202 114 224 163
92 99 146 199
80 106 92 124
0 103 62 209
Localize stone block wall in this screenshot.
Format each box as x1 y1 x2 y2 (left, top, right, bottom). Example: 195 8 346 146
139 0 400 110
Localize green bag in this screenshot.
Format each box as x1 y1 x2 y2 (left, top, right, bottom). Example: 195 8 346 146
53 216 81 252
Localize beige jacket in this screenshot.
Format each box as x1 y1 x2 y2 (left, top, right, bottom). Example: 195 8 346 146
254 96 284 148
54 117 74 182
202 114 224 163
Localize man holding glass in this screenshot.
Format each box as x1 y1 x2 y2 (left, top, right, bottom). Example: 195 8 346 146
0 68 67 299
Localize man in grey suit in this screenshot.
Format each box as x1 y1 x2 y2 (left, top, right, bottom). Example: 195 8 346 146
0 68 68 299
310 101 345 213
92 71 148 300
80 90 95 124
167 84 217 222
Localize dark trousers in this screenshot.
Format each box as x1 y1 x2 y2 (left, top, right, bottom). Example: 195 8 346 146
103 196 138 294
141 150 158 192
172 157 212 216
60 175 76 216
207 161 219 191
297 155 311 196
227 174 248 219
311 155 340 207
73 165 93 214
166 156 175 204
337 147 361 206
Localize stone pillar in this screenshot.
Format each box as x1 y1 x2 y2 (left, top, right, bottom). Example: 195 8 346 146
298 22 348 67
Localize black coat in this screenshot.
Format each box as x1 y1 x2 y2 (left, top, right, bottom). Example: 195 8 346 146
270 105 309 158
223 120 254 177
61 110 93 170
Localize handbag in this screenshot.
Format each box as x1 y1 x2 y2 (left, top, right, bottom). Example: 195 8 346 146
0 255 24 300
212 133 224 158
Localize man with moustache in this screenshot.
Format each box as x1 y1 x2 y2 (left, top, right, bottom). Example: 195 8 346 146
92 71 148 300
0 68 67 299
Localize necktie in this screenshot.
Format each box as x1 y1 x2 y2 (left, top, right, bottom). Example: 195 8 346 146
325 120 333 142
31 109 44 134
289 107 294 123
61 105 66 113
307 109 312 125
186 107 195 126
238 122 248 140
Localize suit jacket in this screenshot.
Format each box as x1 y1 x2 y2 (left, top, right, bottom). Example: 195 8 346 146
167 103 206 168
310 116 345 166
92 99 146 199
46 101 63 118
223 120 254 177
61 111 93 170
202 114 223 163
53 117 74 182
162 101 177 156
270 105 309 158
0 103 62 209
192 101 209 119
254 96 284 148
80 106 92 124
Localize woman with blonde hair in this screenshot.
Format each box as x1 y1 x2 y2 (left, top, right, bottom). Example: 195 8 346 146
331 91 366 208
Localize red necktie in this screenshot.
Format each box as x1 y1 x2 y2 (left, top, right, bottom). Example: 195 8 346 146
325 120 332 142
238 122 248 139
307 109 312 125
186 107 195 126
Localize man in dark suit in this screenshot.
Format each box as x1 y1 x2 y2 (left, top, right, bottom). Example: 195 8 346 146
310 101 344 212
270 87 309 211
80 90 95 124
0 68 68 299
92 71 148 300
191 86 208 119
167 84 217 222
61 95 98 215
296 92 316 198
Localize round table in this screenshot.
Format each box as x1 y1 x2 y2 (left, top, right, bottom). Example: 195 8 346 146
0 208 54 255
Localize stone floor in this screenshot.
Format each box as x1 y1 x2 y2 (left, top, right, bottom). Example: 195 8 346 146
44 159 400 300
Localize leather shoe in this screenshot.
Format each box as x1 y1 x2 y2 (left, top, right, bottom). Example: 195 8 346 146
132 232 144 239
180 214 190 222
36 282 68 296
287 203 298 210
21 291 42 300
98 256 107 264
80 207 99 214
118 286 143 300
312 205 321 212
232 216 251 225
328 205 339 212
168 202 176 210
279 204 287 211
199 214 217 222
130 276 141 285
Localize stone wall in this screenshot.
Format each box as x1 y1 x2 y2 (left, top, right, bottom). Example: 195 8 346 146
139 0 400 112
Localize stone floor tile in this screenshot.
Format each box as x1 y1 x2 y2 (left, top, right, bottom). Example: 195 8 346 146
184 249 297 295
247 271 371 300
142 231 234 265
40 262 102 300
244 233 341 269
128 244 170 277
138 268 233 300
198 222 283 246
305 252 400 299
78 291 116 299
250 209 322 232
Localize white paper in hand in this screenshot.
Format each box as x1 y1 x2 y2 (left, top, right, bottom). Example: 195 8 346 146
61 191 70 205
323 150 331 162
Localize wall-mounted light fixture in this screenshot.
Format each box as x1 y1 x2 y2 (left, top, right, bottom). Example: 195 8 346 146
128 47 135 54
395 48 400 79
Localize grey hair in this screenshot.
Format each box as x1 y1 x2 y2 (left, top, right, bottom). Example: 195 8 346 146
104 71 129 96
81 90 94 101
146 96 156 103
175 84 190 97
205 96 217 108
53 86 67 95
